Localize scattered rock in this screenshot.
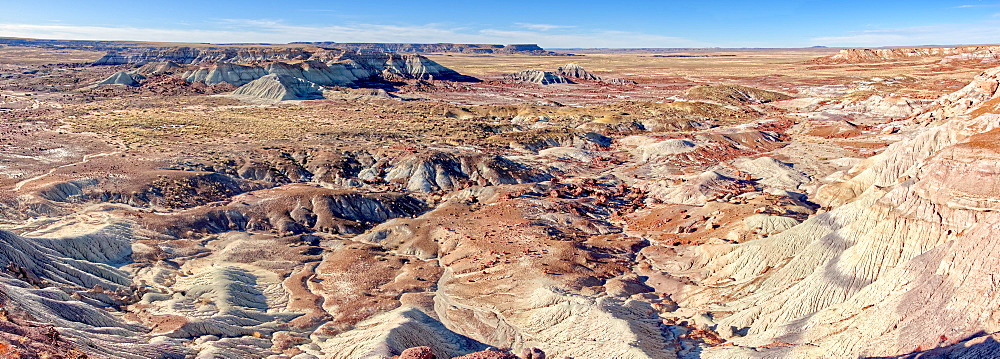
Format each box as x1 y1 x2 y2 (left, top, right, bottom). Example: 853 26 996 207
452 349 518 359
399 346 436 359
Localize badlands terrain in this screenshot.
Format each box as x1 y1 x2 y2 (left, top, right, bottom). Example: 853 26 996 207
2 39 1000 358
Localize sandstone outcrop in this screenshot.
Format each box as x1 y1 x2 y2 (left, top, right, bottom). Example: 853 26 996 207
93 47 320 66
334 52 477 82
349 184 678 358
503 70 572 85
684 84 792 106
177 54 474 88
96 47 478 88
153 184 428 235
817 45 1000 63
291 42 559 55
602 77 639 85
664 63 1000 358
555 63 600 81
828 94 933 120
916 66 1000 123
181 61 359 87
264 60 360 86
97 71 143 86
377 151 552 192
0 223 188 358
181 62 269 86
317 307 487 358
485 127 612 152
136 61 185 75
732 156 810 191
324 87 399 100
231 74 324 101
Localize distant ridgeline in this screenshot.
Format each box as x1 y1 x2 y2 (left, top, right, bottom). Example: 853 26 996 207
84 45 486 100
91 47 481 86
293 42 559 55
0 37 139 51
0 37 561 55
814 44 1000 65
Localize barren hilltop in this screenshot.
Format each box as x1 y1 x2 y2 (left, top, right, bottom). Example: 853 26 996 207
2 39 1000 358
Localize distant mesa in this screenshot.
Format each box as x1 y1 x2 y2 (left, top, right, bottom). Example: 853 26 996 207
94 47 478 86
92 46 316 66
231 73 324 101
0 37 567 56
86 45 480 101
97 71 144 86
504 69 573 85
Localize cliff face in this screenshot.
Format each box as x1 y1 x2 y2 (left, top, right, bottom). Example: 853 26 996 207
231 74 324 101
503 70 573 85
92 47 325 66
817 45 1000 64
181 61 362 87
100 47 477 87
0 37 559 56
92 44 557 67
336 51 478 82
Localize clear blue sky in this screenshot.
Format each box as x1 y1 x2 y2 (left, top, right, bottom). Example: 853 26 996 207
2 0 1000 48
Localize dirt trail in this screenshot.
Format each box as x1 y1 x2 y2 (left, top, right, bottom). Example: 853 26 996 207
12 151 121 192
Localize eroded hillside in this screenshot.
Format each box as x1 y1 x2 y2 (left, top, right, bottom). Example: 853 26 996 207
1 42 999 359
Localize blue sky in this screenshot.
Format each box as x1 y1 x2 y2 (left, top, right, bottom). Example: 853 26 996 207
2 1 1000 48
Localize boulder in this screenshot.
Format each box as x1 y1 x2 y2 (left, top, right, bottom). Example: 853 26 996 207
399 346 435 359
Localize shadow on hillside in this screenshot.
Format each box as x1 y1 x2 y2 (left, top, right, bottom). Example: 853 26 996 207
864 332 1000 358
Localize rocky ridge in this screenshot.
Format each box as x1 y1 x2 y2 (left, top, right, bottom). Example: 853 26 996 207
97 71 143 86
90 47 478 101
0 37 560 56
503 70 572 85
817 45 1000 64
555 63 600 81
94 48 477 96
671 65 1000 358
293 43 560 55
